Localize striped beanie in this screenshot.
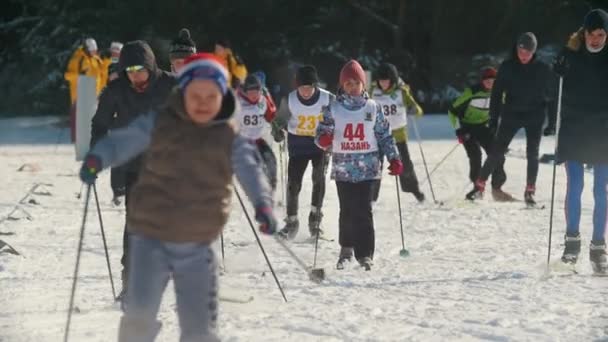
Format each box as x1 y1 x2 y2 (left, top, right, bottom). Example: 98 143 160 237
177 53 229 95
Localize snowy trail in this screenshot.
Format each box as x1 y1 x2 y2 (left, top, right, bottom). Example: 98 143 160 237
1 116 607 341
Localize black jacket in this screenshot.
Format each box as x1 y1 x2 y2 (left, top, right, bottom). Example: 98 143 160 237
90 40 176 173
489 50 555 126
557 45 608 164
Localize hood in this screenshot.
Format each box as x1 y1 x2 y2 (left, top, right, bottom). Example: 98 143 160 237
509 43 538 64
168 87 237 126
118 40 159 74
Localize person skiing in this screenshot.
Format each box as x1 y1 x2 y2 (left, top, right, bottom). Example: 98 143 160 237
466 32 555 205
316 59 402 271
554 9 608 275
169 28 197 73
235 74 278 194
90 40 176 301
80 53 277 341
100 41 124 84
272 65 334 240
448 67 512 201
370 62 425 203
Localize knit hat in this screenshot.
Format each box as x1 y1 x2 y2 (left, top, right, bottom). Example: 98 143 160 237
583 9 608 32
296 65 319 86
84 38 98 53
481 66 497 80
242 74 262 91
178 53 229 95
170 28 197 59
517 32 538 53
339 60 366 87
375 63 399 86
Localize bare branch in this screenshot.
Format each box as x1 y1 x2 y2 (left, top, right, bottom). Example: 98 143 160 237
347 0 398 32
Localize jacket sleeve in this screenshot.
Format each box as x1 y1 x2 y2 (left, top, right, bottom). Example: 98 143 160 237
448 88 473 128
314 101 335 148
90 85 118 147
89 111 157 171
263 93 277 122
401 85 423 117
272 96 291 131
232 136 273 209
374 102 399 161
489 63 507 124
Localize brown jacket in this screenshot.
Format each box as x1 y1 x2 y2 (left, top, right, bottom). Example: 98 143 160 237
90 88 273 243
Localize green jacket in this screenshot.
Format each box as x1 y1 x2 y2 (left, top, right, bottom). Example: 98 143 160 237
448 84 491 128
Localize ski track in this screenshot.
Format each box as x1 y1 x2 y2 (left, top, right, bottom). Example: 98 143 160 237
0 116 607 341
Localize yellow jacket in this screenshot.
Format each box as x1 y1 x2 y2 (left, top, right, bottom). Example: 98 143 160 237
64 46 106 103
215 48 248 87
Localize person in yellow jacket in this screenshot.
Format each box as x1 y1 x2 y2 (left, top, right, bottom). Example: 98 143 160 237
370 62 426 203
64 37 105 142
214 39 248 88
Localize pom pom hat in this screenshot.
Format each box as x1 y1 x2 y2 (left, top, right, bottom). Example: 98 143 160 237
178 53 229 95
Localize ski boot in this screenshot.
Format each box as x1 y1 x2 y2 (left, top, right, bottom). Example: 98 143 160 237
561 234 581 264
357 257 373 271
277 216 299 240
308 209 324 238
590 240 608 276
491 187 516 202
524 185 536 207
413 191 426 203
336 247 354 270
465 180 485 201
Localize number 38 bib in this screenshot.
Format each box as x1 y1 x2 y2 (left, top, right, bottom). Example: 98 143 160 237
371 88 407 130
236 96 268 140
332 101 379 154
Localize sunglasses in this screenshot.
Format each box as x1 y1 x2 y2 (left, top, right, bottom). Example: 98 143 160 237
126 65 145 73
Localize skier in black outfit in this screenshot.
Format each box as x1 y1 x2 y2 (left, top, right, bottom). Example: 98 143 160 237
90 40 176 300
466 32 556 205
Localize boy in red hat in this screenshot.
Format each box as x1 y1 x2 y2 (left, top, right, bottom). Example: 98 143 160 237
80 53 276 341
315 59 402 271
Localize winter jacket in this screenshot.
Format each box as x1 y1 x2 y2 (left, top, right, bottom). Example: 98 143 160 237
88 88 272 243
90 40 176 173
273 88 335 157
315 92 399 182
556 35 608 164
489 50 555 126
448 84 491 128
370 81 423 143
215 49 248 88
64 46 106 103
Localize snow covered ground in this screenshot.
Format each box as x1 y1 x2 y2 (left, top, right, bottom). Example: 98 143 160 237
0 115 607 341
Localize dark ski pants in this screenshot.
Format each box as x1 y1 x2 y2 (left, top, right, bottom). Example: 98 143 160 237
372 142 421 201
336 180 375 260
480 119 543 187
461 123 506 189
286 153 329 216
256 139 278 192
121 171 139 273
565 161 608 242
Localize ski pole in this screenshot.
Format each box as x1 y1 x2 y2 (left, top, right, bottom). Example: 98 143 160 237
395 176 410 257
76 183 84 199
234 188 287 302
279 141 286 208
547 76 563 270
410 117 438 203
419 142 460 187
92 184 116 299
220 233 226 270
64 184 92 342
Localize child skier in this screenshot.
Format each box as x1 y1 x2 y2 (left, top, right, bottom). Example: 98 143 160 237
169 28 197 73
448 67 512 201
79 53 277 340
272 65 335 240
236 74 278 191
316 60 402 270
370 62 425 203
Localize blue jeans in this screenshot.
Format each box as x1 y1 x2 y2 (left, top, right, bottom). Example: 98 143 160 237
565 161 608 242
118 233 220 342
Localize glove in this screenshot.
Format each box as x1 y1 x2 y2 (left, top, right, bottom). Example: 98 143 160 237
553 54 569 76
272 129 285 143
455 128 470 144
388 159 404 176
488 119 498 137
255 206 277 235
79 154 102 185
317 133 333 149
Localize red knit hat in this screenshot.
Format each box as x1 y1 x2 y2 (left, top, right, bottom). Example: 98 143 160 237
339 60 366 87
481 67 497 80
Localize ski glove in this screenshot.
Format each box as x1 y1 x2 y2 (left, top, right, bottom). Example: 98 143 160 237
455 128 470 144
80 154 102 185
553 54 569 76
388 159 404 176
272 129 285 143
317 134 333 150
255 206 277 235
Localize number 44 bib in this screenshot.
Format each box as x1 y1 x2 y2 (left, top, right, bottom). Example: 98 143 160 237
332 102 379 154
